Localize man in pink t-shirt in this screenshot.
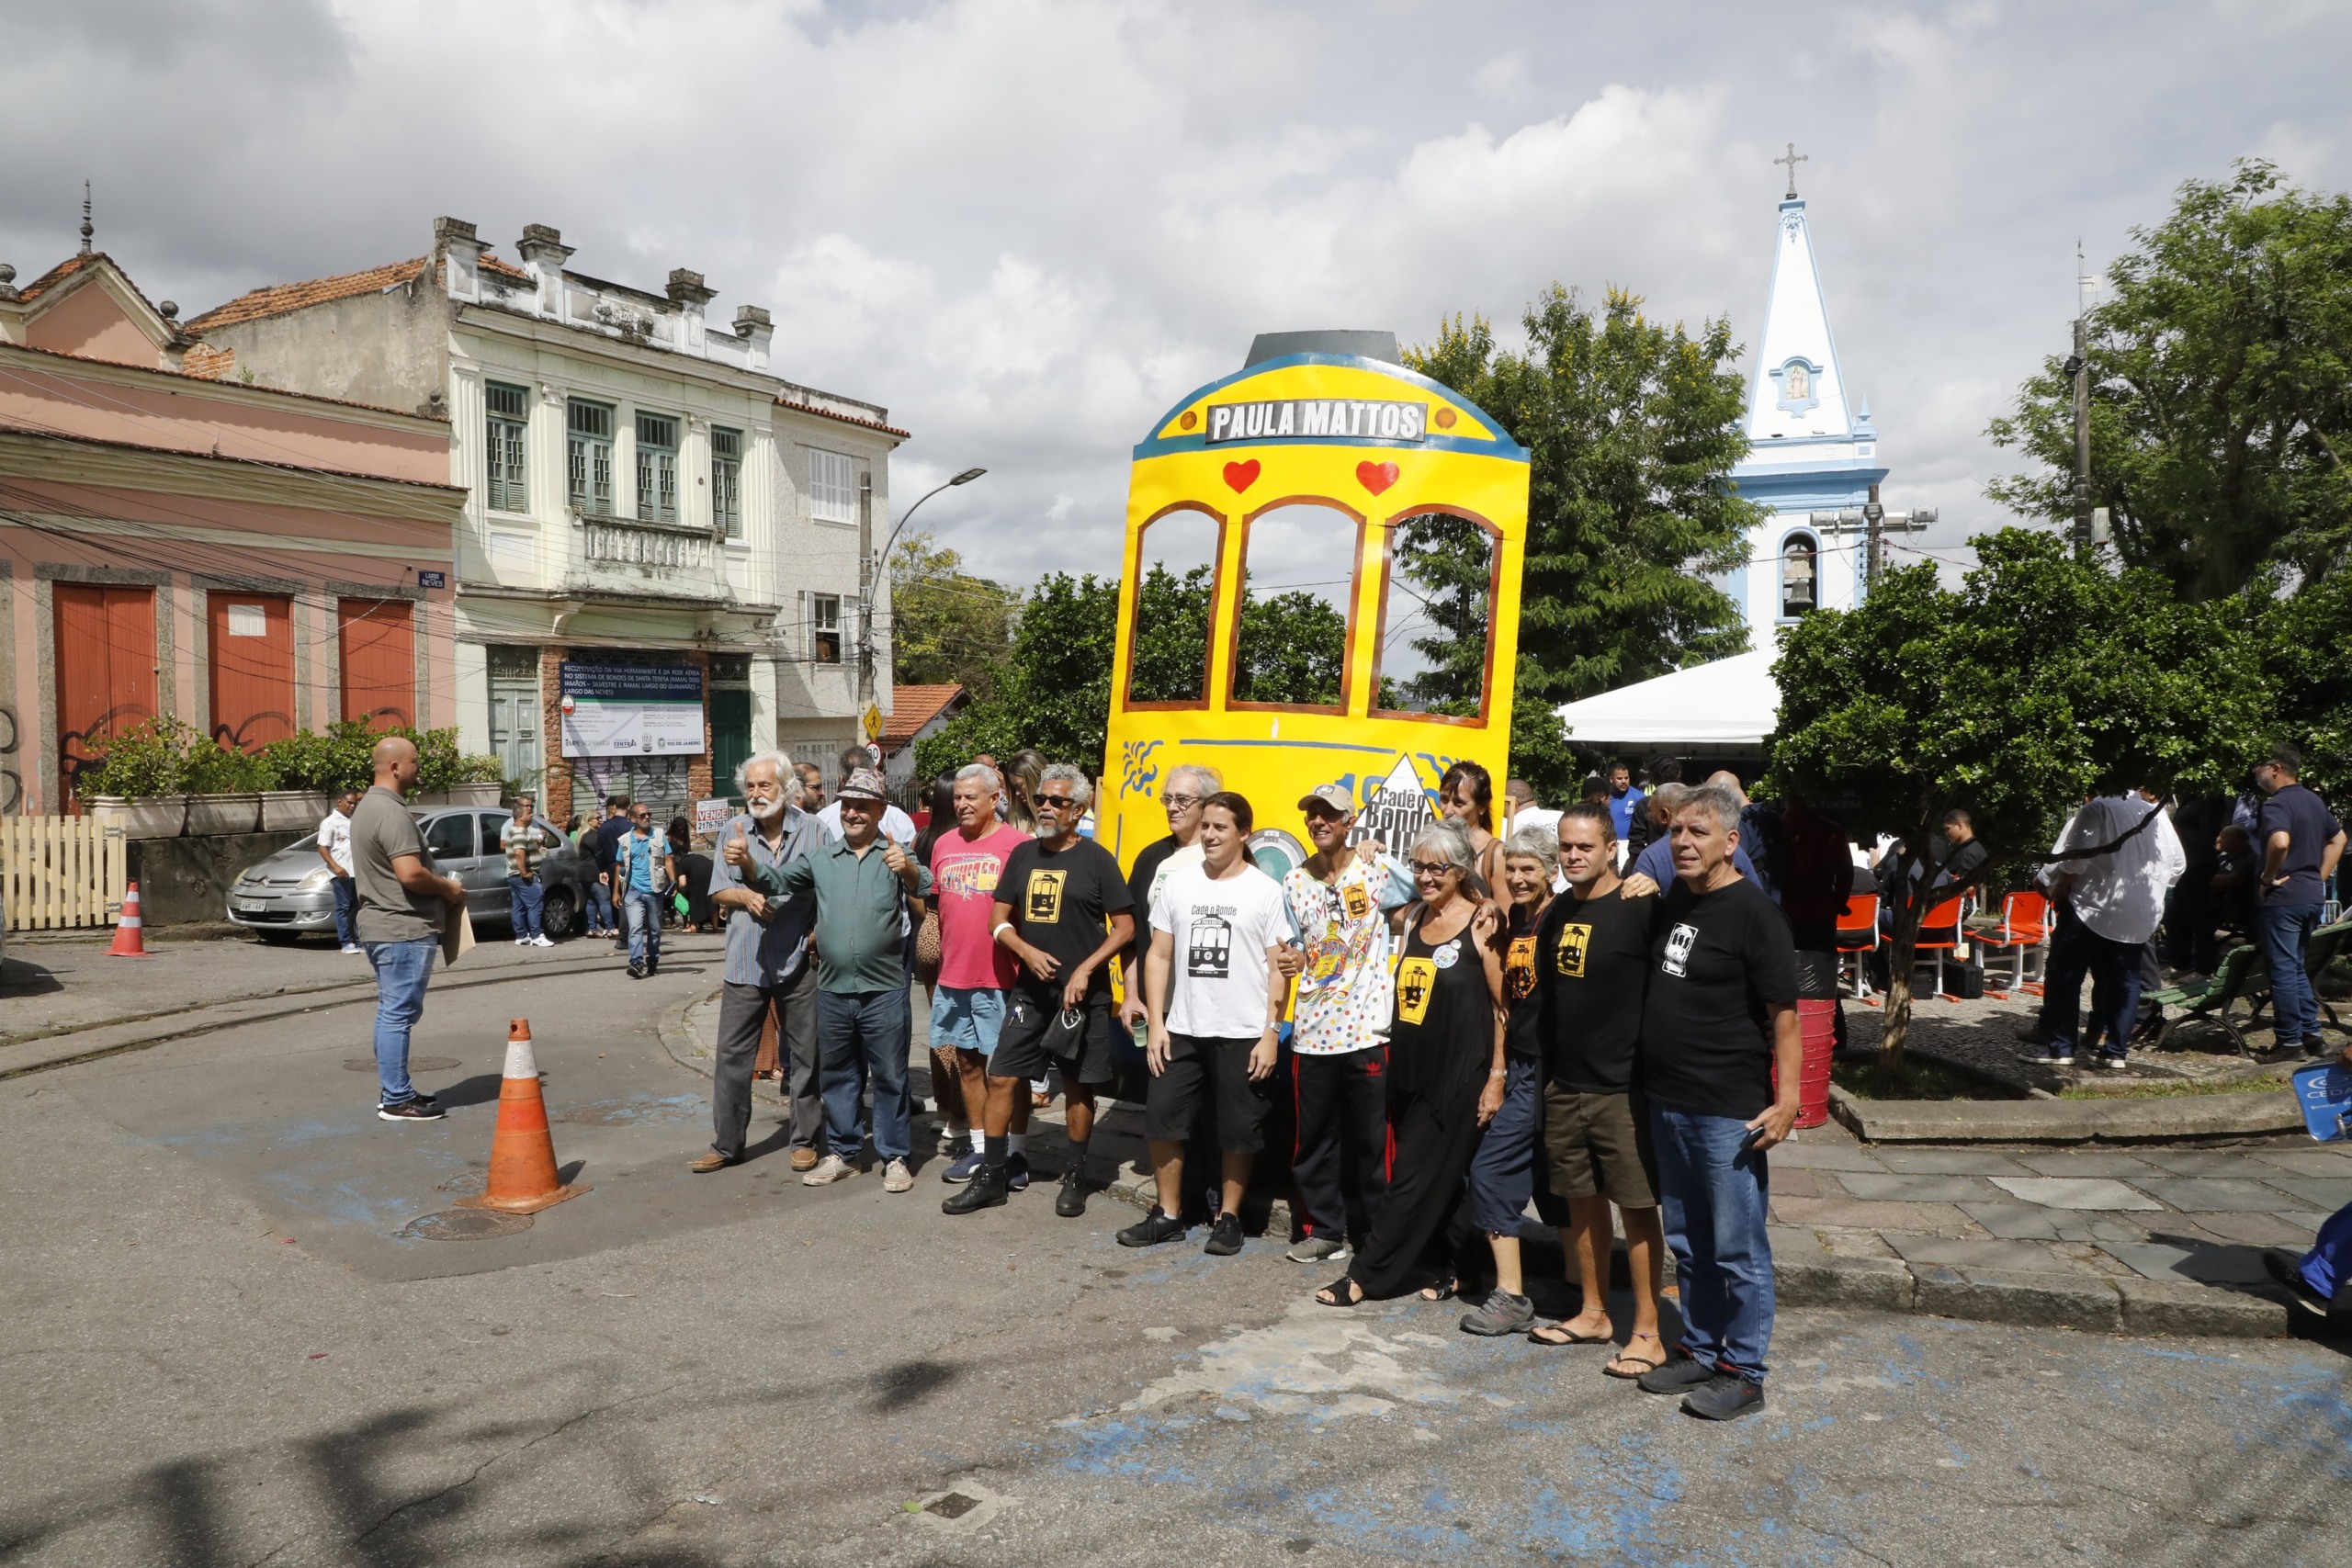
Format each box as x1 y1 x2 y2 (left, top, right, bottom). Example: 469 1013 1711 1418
931 762 1031 1185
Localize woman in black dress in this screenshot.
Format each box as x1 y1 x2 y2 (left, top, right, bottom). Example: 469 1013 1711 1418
1316 821 1507 1306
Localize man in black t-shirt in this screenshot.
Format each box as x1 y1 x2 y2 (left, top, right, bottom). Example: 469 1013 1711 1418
1532 803 1668 1377
945 764 1136 1219
1632 784 1800 1424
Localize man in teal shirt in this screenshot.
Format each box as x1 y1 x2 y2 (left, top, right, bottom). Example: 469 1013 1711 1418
735 767 929 1192
614 803 676 979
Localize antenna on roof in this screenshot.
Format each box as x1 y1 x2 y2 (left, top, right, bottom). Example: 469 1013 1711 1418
79 181 93 254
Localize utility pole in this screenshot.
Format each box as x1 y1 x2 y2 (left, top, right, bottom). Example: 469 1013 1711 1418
855 466 988 716
2071 313 2092 558
1862 483 1885 591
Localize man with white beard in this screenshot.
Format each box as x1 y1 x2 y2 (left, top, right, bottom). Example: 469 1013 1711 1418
694 750 836 1173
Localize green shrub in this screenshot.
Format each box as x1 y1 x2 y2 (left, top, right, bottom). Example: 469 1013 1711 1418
75 716 492 801
73 716 199 799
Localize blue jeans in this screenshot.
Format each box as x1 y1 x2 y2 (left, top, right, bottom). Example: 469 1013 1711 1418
508 875 545 940
2040 903 2145 1059
330 875 357 947
2297 1197 2352 1306
1650 1100 1776 1384
1465 1055 1569 1235
624 888 663 966
2259 901 2324 1044
586 877 616 933
363 936 436 1106
816 986 912 1164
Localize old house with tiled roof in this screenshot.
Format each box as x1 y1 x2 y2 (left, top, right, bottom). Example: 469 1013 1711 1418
0 230 461 818
187 218 900 823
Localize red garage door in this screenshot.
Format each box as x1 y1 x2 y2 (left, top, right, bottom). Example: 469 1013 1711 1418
54 583 158 807
208 592 295 751
339 599 415 730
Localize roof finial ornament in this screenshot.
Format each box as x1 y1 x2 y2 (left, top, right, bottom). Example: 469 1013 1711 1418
1774 142 1808 201
78 181 94 254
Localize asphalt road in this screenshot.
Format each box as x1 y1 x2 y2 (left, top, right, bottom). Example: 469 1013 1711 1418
2 940 2346 1566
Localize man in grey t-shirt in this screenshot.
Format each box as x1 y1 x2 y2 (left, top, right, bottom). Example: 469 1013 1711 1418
351 736 467 1121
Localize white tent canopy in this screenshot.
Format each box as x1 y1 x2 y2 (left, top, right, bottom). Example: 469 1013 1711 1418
1553 649 1781 750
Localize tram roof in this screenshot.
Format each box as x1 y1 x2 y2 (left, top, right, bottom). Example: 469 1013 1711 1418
1134 353 1529 464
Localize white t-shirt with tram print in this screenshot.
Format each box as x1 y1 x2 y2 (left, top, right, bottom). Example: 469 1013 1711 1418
1148 861 1293 1041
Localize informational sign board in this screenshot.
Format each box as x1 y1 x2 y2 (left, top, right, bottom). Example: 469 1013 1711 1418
559 662 705 759
692 798 732 836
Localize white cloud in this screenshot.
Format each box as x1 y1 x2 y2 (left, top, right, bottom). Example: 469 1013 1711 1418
1 0 2345 595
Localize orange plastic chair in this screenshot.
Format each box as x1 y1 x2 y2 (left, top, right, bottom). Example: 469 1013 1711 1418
1911 895 1967 998
1835 893 1880 998
1977 890 2052 996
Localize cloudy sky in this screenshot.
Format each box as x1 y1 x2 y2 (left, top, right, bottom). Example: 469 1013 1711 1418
4 0 2346 590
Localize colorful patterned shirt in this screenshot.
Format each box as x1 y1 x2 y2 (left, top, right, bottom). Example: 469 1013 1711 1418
1283 849 1414 1056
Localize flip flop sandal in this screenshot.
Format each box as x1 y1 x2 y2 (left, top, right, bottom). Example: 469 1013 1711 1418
1530 1322 1614 1348
1603 1335 1668 1380
1418 1278 1459 1303
1316 1275 1365 1309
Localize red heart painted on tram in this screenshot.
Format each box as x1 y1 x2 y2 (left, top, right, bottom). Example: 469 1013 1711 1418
1223 459 1261 492
1356 460 1399 495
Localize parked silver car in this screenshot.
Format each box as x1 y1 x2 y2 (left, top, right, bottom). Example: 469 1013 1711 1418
225 809 590 943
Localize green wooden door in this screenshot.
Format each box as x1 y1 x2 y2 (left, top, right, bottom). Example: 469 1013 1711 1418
709 688 752 801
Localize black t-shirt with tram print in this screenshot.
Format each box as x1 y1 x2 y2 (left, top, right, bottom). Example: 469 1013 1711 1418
999 836 1132 1006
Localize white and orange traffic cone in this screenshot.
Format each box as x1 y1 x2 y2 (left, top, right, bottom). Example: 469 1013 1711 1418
458 1019 588 1213
106 882 154 958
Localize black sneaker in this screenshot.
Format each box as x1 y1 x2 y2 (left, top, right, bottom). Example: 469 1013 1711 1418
1204 1212 1243 1256
381 1091 439 1110
1681 1371 1766 1421
1005 1152 1030 1192
942 1163 1010 1215
378 1099 445 1122
2305 1037 2332 1059
627 961 646 979
1054 1168 1088 1218
1117 1208 1187 1248
644 961 659 977
1635 1354 1717 1395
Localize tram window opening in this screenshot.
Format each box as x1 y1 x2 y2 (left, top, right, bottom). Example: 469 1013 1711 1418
1374 511 1497 719
1125 507 1221 705
1231 503 1356 709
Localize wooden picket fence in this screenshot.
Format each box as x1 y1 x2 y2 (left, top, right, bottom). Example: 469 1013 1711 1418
1 816 129 931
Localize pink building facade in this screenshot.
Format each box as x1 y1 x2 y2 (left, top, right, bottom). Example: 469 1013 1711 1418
0 248 463 814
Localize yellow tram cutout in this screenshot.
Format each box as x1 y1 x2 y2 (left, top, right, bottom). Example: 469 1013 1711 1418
1102 331 1532 878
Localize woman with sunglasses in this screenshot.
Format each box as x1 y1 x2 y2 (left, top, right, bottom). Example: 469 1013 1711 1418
1457 827 1575 1336
1440 761 1508 901
1117 763 1222 1037
1317 821 1507 1307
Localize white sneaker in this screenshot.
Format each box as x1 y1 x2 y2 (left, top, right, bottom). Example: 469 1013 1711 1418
801 1155 857 1187
514 937 529 946
341 944 364 955
882 1158 913 1192
531 935 554 948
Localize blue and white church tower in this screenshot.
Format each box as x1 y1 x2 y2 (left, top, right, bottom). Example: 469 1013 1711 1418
1726 152 1886 637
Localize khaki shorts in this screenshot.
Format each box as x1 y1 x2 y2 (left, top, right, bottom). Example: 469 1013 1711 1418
1541 1083 1658 1209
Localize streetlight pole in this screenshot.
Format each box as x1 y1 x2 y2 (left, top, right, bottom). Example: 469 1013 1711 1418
2069 315 2092 559
857 467 986 716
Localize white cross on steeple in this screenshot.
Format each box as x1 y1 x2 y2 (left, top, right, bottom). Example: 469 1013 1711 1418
1774 142 1807 200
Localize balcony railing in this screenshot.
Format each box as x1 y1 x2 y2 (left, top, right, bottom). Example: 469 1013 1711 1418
570 513 727 602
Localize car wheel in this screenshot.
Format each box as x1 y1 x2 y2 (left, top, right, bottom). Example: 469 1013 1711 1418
541 888 578 940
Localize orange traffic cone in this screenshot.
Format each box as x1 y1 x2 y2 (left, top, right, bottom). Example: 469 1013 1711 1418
458 1019 588 1213
107 882 155 958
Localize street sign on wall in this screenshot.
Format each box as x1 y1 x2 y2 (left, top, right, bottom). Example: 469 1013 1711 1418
558 662 705 758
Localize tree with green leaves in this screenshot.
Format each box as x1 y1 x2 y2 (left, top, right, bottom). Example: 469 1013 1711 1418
1986 161 2352 601
1765 529 2272 1066
1405 286 1766 796
2252 564 2352 799
887 531 1021 693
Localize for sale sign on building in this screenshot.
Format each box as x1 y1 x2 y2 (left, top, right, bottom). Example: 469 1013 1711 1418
559 662 705 758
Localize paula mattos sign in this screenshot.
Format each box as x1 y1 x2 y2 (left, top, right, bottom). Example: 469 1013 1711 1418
559 662 705 759
1204 399 1429 445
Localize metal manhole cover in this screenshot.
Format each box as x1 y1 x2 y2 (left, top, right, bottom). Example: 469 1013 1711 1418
346 1056 460 1072
400 1210 533 1241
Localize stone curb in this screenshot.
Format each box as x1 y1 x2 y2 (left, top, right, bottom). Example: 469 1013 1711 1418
1827 1084 2305 1144
656 988 718 1082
